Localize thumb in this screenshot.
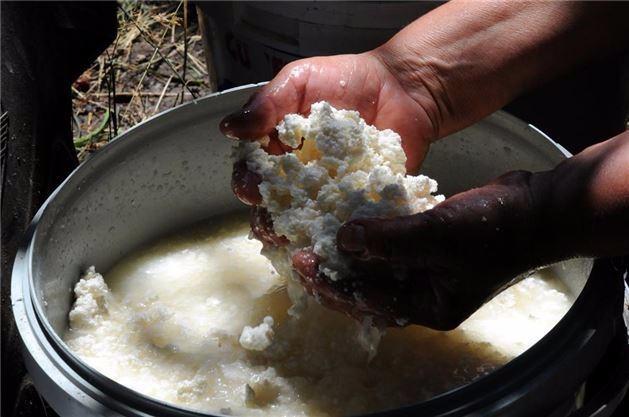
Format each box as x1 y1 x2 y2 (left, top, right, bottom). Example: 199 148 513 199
336 214 433 262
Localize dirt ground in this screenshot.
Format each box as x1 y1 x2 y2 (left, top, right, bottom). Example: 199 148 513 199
71 1 214 161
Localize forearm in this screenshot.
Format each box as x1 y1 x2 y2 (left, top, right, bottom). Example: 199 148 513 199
539 131 629 260
372 0 629 140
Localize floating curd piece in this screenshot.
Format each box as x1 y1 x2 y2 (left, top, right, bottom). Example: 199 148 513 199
239 316 275 351
68 266 110 328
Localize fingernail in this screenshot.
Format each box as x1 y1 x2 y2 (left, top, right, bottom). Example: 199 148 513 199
220 112 242 139
220 96 263 139
337 224 365 253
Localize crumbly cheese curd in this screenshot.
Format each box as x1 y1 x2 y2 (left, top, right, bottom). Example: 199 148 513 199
238 101 444 281
240 316 275 351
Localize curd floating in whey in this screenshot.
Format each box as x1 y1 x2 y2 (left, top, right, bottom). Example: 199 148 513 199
65 214 574 417
238 101 444 281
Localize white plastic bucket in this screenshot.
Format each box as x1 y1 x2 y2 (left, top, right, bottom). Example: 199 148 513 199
197 2 442 89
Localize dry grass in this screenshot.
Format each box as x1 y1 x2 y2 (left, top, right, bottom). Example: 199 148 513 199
71 0 214 161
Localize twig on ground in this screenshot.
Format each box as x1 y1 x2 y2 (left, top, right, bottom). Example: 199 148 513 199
72 87 111 112
154 75 174 113
104 47 119 140
92 91 181 97
181 0 189 105
122 25 169 119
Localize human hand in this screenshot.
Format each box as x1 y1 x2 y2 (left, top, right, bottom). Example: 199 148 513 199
222 53 442 206
292 170 554 330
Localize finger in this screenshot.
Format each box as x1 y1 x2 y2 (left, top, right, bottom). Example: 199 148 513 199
337 170 536 263
220 62 310 141
250 206 288 247
231 160 262 205
292 249 405 326
265 129 292 155
345 266 468 331
291 248 320 281
291 249 351 307
336 214 433 263
219 92 275 140
292 249 366 319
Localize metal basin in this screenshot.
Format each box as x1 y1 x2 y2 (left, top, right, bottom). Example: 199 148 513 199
12 84 625 416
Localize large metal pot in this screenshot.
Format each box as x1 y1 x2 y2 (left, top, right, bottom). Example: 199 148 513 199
11 84 628 416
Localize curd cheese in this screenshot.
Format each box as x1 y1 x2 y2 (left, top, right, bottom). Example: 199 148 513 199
68 266 110 328
238 101 444 281
240 316 275 351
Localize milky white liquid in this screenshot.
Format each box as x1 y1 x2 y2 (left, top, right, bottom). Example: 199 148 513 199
64 213 574 417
